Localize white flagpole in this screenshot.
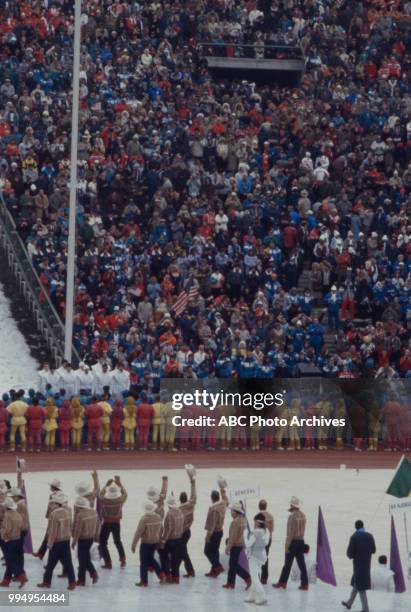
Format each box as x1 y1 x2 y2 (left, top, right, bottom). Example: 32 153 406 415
64 0 82 362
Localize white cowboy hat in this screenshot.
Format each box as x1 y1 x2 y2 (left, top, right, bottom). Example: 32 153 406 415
74 496 90 509
9 487 24 498
217 475 227 489
146 486 160 502
185 464 196 479
4 497 17 511
49 478 62 490
51 492 67 505
290 496 300 509
166 495 178 508
104 485 121 500
75 482 92 496
144 501 156 513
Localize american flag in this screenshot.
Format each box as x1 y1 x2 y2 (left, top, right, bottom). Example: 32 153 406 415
172 285 199 317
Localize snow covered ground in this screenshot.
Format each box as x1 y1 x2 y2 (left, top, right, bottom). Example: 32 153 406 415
0 283 38 391
1 467 410 611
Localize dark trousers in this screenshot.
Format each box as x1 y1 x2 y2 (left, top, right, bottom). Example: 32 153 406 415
3 539 23 580
99 522 125 564
227 546 250 586
0 537 5 558
261 537 272 582
279 539 308 586
204 530 223 570
140 543 162 583
19 531 26 573
37 533 48 558
181 529 194 574
158 547 168 571
43 541 75 585
77 538 96 582
162 539 182 578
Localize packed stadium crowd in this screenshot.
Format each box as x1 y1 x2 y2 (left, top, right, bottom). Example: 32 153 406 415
2 0 411 381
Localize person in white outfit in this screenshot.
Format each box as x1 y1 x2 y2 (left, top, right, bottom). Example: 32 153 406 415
244 513 270 606
38 363 59 394
55 361 76 398
110 364 130 399
93 363 113 396
75 363 95 396
371 555 395 592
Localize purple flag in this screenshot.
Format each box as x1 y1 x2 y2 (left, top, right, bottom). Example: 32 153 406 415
316 506 337 586
239 547 249 574
21 480 33 554
390 516 406 593
96 494 103 523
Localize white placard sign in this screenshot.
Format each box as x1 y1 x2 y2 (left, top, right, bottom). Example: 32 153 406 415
230 485 261 502
388 498 411 515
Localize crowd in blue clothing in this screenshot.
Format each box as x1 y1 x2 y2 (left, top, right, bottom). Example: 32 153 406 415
1 1 411 381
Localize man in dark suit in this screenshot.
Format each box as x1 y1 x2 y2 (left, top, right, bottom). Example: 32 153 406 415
342 520 376 612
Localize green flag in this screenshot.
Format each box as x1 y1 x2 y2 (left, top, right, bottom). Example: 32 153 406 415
386 456 411 498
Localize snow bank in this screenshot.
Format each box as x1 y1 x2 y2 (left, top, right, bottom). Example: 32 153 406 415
0 283 38 391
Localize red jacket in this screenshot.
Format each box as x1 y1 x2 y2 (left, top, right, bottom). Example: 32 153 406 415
383 401 401 427
180 405 193 429
136 402 154 427
400 406 411 435
59 402 73 431
26 405 45 429
0 404 7 434
111 402 124 431
283 225 298 249
86 403 103 427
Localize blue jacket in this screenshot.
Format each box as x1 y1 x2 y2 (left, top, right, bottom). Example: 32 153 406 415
347 529 376 591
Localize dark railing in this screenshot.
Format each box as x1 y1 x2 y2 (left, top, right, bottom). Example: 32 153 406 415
198 42 305 61
0 190 80 367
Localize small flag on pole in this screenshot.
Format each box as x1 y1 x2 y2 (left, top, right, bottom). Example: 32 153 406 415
171 285 199 317
390 516 406 593
21 480 33 554
386 456 411 498
316 506 337 586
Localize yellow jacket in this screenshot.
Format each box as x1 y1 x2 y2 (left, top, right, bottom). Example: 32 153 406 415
71 399 84 430
163 402 175 424
7 400 28 426
218 404 235 418
43 405 58 432
98 401 113 425
334 400 346 419
289 399 301 418
152 402 163 425
316 400 331 418
122 399 136 429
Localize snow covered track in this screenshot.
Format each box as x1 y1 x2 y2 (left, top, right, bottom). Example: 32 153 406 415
0 468 408 612
5 561 409 612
